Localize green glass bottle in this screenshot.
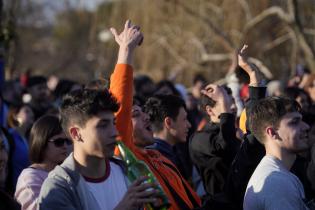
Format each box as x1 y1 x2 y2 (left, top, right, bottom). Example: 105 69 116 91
116 141 170 210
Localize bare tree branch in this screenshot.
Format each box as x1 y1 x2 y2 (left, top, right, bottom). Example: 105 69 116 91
290 0 315 72
262 33 291 52
304 28 315 36
286 26 298 76
157 37 188 66
176 0 235 52
188 36 208 57
201 53 232 62
244 6 292 32
243 0 315 72
203 1 223 17
237 0 252 21
187 35 233 63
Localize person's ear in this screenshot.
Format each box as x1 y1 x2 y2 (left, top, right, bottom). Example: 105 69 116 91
164 117 172 130
266 126 280 140
69 126 83 143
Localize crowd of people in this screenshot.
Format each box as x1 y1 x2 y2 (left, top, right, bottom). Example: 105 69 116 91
0 20 314 210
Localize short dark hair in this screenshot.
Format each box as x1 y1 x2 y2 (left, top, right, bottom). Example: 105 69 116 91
29 115 63 163
144 94 186 132
248 97 301 144
133 95 145 107
53 79 80 99
154 80 181 97
27 76 47 88
283 87 311 104
193 73 207 85
60 88 119 133
134 75 154 93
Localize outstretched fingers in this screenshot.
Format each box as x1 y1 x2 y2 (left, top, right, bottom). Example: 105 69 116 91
238 44 248 63
110 28 119 39
125 20 131 30
240 44 248 55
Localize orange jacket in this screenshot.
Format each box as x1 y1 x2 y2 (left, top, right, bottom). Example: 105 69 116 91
110 64 201 210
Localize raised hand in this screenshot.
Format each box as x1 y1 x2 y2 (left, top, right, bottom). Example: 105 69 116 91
110 20 143 49
238 45 254 73
110 20 143 64
238 44 261 86
114 176 159 210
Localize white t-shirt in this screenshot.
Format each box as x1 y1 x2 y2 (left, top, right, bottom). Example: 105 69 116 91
84 161 128 210
244 155 309 210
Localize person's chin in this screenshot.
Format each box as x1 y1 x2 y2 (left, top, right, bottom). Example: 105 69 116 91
181 135 188 142
144 136 155 146
144 130 153 138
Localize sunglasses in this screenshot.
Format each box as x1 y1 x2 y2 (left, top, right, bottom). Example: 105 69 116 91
48 138 72 147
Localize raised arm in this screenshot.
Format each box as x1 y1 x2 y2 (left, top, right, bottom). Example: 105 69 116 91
110 20 143 65
203 84 240 152
238 45 266 118
238 45 262 87
226 45 267 208
109 20 143 149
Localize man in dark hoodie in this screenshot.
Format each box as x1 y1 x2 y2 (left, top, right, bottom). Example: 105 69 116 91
189 81 240 209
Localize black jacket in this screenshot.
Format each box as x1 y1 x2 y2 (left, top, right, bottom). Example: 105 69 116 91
189 113 240 196
225 86 267 209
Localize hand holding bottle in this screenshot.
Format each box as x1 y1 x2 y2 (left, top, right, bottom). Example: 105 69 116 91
114 176 159 210
117 141 171 209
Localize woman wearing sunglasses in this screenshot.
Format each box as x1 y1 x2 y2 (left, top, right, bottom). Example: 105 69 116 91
14 115 72 210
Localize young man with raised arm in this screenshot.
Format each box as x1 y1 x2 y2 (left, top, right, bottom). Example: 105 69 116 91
110 20 201 210
37 22 158 210
188 82 240 209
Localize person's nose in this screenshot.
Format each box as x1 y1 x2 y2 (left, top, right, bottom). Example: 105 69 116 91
187 120 191 129
143 112 150 122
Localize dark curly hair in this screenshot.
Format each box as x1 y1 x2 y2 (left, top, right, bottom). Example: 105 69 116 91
60 88 119 133
144 94 186 132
